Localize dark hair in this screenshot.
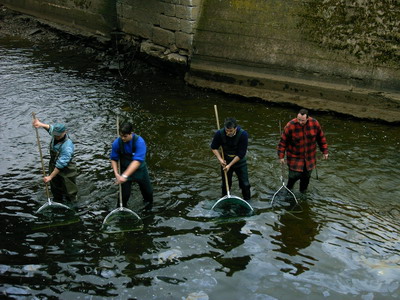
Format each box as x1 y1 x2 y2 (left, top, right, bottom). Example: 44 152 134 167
224 117 237 129
298 108 309 117
120 122 133 135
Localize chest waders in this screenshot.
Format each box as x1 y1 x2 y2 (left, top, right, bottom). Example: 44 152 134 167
49 136 78 202
118 136 153 208
211 105 253 215
102 118 143 233
220 128 247 167
219 128 251 200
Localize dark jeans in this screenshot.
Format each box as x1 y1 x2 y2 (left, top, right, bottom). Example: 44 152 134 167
287 165 312 193
121 166 153 208
221 161 251 200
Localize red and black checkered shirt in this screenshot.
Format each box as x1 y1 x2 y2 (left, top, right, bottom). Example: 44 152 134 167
277 117 328 172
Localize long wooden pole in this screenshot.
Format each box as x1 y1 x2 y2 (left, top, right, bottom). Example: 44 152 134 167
117 116 124 208
214 105 230 197
32 112 51 200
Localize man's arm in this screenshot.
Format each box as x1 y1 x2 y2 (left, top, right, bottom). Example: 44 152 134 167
211 131 226 167
112 159 142 184
44 168 60 183
212 148 226 167
277 124 290 164
316 121 329 160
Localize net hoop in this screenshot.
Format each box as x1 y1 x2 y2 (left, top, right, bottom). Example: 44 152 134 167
211 194 254 214
35 198 73 214
271 184 299 206
102 206 141 225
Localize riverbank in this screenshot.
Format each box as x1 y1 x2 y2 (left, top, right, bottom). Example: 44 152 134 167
186 58 400 124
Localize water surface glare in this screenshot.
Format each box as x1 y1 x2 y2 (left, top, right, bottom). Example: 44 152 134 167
0 37 399 299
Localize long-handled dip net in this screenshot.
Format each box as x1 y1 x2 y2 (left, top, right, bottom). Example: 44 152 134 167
271 121 299 208
102 116 143 233
211 105 253 217
32 112 73 215
271 161 299 208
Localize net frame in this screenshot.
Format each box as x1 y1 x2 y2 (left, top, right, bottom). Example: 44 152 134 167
271 164 299 206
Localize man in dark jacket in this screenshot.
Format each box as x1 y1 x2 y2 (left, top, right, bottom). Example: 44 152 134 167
211 117 251 201
277 108 328 193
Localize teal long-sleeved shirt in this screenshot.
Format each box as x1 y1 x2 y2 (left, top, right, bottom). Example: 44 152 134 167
48 125 74 169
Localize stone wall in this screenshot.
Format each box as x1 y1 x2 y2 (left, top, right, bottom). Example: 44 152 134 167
1 0 400 121
117 0 201 66
186 0 400 122
191 0 400 91
0 0 118 37
0 0 201 66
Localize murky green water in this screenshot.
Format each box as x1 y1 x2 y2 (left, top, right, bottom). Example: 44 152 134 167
1 36 399 299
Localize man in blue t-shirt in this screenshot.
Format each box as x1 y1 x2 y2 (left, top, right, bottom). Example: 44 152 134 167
211 117 251 201
110 122 153 209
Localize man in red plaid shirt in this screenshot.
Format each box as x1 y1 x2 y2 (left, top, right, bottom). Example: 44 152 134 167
277 108 329 193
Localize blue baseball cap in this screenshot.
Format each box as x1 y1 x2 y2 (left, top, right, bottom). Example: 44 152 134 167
52 123 66 136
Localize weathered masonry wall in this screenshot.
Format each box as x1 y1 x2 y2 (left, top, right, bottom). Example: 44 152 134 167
186 0 400 122
2 0 400 122
117 0 200 66
0 0 201 66
191 0 400 91
0 0 118 37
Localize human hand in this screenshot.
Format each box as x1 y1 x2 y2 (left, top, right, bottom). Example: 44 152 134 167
219 159 227 168
115 174 127 185
32 118 40 128
323 154 329 160
223 164 231 172
279 158 285 164
32 119 46 129
43 176 52 183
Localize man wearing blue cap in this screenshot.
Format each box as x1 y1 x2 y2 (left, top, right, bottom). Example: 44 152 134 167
32 118 78 202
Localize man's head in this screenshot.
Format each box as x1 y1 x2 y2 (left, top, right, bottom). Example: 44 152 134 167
297 108 309 126
224 117 237 137
52 123 67 140
119 122 133 142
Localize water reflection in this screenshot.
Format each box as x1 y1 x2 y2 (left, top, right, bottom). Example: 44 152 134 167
209 220 251 276
272 202 319 276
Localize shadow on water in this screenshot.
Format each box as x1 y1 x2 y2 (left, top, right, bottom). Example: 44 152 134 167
0 35 400 299
271 201 319 276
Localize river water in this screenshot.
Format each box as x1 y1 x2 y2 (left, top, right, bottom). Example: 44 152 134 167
1 35 399 300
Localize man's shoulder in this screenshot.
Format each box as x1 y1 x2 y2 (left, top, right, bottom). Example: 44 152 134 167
63 137 74 145
112 137 120 146
285 119 297 129
133 134 144 142
308 118 321 126
132 134 146 147
238 127 248 137
61 139 74 151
